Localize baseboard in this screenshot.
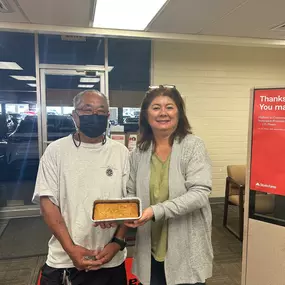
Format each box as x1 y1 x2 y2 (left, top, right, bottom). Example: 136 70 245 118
0 206 40 220
209 197 224 204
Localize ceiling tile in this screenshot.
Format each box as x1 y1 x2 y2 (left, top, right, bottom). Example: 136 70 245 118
148 0 247 34
18 0 91 27
0 1 29 23
200 0 285 39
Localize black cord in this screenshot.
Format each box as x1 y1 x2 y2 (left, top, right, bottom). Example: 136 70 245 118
102 134 106 145
72 132 81 148
73 132 106 146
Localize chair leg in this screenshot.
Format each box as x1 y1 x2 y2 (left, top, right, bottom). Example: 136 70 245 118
223 178 243 241
223 178 230 227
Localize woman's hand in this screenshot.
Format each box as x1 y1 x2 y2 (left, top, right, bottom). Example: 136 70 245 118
124 207 154 228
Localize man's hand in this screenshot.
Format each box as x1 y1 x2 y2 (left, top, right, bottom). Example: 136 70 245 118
93 222 118 229
67 245 103 271
124 207 154 228
94 242 121 265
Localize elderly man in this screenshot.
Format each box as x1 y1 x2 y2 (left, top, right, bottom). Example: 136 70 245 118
33 90 129 285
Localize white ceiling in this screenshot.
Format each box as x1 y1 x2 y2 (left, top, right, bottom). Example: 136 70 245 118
1 0 285 40
148 0 285 40
148 0 247 34
0 0 92 27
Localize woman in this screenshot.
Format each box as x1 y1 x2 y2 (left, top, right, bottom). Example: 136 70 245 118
125 85 213 285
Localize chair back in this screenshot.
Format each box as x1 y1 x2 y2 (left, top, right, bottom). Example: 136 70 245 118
227 165 246 195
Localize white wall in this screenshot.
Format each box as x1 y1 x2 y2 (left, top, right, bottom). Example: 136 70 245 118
152 41 285 197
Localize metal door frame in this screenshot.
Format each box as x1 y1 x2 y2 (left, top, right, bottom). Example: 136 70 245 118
0 64 110 220
39 64 109 156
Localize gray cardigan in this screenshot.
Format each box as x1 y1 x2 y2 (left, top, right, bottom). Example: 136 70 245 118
127 134 213 285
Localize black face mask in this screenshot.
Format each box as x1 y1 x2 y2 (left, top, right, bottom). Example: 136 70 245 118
78 114 108 138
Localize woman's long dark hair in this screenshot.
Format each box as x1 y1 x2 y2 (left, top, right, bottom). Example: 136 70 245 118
138 86 192 151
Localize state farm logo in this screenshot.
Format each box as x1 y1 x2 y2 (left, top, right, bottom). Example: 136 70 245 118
255 182 276 189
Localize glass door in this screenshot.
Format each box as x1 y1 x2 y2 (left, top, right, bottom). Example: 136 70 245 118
39 64 107 155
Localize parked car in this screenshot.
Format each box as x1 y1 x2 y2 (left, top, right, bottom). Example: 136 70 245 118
9 113 23 123
123 116 139 132
123 117 139 124
0 115 8 172
6 114 16 134
9 113 24 130
6 115 76 168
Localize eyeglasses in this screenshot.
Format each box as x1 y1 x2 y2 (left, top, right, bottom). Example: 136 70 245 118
75 107 108 116
148 84 176 90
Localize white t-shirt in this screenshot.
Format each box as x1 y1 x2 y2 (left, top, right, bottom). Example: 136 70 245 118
32 135 130 269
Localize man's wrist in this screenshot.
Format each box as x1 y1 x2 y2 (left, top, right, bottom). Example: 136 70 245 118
110 241 121 251
64 241 75 255
111 237 127 251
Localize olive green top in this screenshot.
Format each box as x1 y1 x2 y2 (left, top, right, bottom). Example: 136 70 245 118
149 153 170 262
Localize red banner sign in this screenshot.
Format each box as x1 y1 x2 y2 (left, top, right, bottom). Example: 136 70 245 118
250 88 285 195
125 258 142 285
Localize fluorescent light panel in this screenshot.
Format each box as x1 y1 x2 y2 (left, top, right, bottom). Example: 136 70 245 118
80 77 100 83
0 61 23 70
78 84 94 88
10 75 36 81
27 83 37 87
93 0 167 30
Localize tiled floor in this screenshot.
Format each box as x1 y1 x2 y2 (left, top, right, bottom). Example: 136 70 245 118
0 204 242 285
0 256 45 285
208 204 242 285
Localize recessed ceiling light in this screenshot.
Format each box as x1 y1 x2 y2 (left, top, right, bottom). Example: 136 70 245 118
27 83 36 87
80 77 100 83
0 61 23 70
10 75 36 81
93 0 167 30
78 84 94 88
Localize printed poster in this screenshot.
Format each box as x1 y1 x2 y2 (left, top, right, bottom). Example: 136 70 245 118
250 88 285 195
128 134 137 151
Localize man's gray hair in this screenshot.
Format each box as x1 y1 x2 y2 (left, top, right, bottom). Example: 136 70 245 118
73 90 108 109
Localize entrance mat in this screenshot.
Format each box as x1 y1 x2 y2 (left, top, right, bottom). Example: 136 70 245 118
0 216 51 259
